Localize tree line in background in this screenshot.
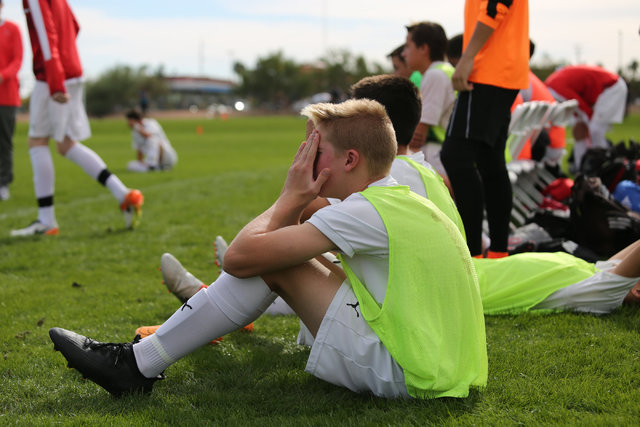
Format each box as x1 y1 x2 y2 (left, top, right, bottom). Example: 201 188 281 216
78 49 387 116
21 50 639 117
232 49 386 110
85 65 169 117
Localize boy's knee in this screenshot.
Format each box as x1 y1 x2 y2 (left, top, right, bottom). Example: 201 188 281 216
57 139 75 155
259 272 283 293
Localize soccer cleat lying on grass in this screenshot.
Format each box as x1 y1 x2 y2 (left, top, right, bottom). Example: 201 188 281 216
10 220 59 237
49 327 163 397
120 189 144 229
160 253 207 303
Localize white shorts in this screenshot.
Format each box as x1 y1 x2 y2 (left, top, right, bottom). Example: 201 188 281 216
159 143 178 169
533 260 640 314
29 79 91 143
299 281 409 398
592 78 627 125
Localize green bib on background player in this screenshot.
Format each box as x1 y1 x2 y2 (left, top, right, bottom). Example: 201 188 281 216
409 70 422 88
394 156 465 240
474 252 596 314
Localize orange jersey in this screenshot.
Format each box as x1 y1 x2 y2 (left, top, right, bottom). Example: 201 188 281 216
465 0 529 89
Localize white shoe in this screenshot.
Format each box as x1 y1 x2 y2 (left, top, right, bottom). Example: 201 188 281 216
10 220 59 237
160 253 204 303
214 235 228 269
0 186 9 201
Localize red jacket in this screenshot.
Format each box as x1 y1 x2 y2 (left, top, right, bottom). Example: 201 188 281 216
0 19 23 106
23 0 83 95
545 65 619 119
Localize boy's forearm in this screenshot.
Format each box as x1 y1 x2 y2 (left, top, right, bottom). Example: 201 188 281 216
239 198 303 239
452 22 494 91
409 123 429 150
224 200 329 277
230 190 310 259
225 130 330 275
462 21 494 61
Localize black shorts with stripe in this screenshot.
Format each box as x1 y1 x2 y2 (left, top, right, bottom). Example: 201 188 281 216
446 83 518 148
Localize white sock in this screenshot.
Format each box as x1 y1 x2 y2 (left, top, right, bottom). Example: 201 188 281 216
65 143 128 202
133 272 276 378
65 142 106 180
105 174 129 203
29 146 56 227
127 160 150 173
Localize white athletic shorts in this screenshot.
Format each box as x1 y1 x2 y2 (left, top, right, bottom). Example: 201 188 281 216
533 260 640 314
298 281 409 398
592 78 627 125
29 79 91 143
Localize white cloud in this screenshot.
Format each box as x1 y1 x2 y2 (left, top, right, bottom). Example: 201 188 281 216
4 0 639 98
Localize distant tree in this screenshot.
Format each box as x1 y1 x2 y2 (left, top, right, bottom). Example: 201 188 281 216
529 51 568 82
85 65 168 117
318 49 386 98
233 51 311 110
628 59 638 82
624 59 640 106
233 49 386 110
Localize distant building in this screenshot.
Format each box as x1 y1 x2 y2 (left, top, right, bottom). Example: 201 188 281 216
166 76 235 94
165 76 236 110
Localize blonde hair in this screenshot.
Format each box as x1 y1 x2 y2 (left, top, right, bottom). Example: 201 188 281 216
301 99 397 177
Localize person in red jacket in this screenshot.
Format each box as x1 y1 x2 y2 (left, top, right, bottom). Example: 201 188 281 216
0 0 22 201
545 65 628 172
12 0 144 237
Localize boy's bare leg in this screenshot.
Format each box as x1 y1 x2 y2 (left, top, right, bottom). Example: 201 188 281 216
263 256 345 336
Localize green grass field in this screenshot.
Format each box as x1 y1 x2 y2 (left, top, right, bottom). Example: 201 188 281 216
1 113 640 425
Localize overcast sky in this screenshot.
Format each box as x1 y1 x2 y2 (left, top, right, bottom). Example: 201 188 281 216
4 0 640 96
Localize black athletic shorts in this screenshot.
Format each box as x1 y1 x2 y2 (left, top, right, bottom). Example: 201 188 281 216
446 83 519 147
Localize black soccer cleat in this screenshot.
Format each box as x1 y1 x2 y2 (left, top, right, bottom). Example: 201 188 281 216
49 327 163 397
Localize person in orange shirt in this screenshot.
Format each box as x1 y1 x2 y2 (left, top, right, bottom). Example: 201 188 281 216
0 0 22 201
441 0 529 258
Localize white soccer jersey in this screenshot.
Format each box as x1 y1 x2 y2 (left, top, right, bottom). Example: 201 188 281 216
420 61 455 129
389 152 436 199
